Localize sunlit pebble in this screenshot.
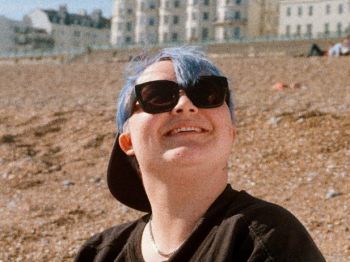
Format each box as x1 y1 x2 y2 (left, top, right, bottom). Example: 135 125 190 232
335 172 347 178
326 188 342 199
7 200 16 209
296 118 304 124
267 116 281 127
306 172 319 182
63 180 75 187
89 177 102 184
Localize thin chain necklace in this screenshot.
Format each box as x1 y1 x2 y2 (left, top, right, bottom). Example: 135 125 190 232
148 216 185 258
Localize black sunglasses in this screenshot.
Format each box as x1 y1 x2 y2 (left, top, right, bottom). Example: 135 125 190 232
134 75 229 114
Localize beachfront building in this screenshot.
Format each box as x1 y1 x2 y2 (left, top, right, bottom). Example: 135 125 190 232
111 0 279 46
158 0 186 43
0 16 22 53
0 16 53 54
111 1 136 45
279 0 350 38
247 0 280 37
111 0 254 45
136 0 160 44
26 5 110 50
214 0 249 41
185 0 216 42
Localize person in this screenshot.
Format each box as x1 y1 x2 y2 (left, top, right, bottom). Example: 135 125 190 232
308 36 350 57
340 35 350 55
328 35 350 56
75 46 325 261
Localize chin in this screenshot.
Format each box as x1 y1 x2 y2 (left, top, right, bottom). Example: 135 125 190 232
162 146 210 165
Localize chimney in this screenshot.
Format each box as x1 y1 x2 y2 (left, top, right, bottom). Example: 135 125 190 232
91 9 102 20
79 9 87 16
59 4 68 14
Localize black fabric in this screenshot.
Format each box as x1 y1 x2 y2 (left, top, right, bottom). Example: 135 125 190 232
75 185 325 262
107 136 151 212
307 44 325 57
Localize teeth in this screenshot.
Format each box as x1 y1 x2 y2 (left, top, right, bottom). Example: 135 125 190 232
171 127 202 135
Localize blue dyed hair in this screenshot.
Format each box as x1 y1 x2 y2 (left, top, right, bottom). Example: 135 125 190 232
116 46 235 133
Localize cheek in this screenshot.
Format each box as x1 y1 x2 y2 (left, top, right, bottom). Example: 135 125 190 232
128 114 161 150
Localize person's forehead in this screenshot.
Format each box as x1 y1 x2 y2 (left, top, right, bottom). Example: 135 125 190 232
136 60 176 84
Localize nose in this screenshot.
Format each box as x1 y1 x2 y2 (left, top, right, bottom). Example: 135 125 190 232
172 90 199 115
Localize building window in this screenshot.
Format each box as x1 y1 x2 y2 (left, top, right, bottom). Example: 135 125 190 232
325 4 330 14
202 28 209 40
165 1 170 8
338 4 343 14
337 23 342 35
306 24 312 36
192 12 197 20
203 12 209 20
172 32 178 41
163 32 168 41
233 27 240 38
74 31 81 37
286 25 290 36
174 0 180 8
126 22 132 32
204 0 210 6
298 6 302 16
226 0 230 5
191 27 196 38
308 6 313 16
149 17 155 26
324 23 329 34
149 2 156 9
234 11 240 20
127 8 133 15
236 0 241 4
296 25 301 36
164 16 169 24
287 7 291 16
125 36 131 43
173 16 179 24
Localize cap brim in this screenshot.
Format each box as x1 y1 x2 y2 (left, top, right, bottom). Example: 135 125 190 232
107 135 151 212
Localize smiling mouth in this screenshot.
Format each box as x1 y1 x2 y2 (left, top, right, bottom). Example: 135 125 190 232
167 127 207 136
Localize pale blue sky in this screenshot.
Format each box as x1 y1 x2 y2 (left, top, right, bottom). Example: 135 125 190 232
0 0 113 20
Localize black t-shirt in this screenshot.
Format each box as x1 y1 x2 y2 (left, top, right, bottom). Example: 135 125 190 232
75 185 325 262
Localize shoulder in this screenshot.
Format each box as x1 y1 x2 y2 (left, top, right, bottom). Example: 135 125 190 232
224 191 325 261
74 216 147 262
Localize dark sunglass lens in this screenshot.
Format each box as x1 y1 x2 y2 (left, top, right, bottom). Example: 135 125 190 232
139 82 178 113
188 77 227 108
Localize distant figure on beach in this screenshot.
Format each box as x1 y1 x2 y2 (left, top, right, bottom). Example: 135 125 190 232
75 46 325 261
308 35 350 57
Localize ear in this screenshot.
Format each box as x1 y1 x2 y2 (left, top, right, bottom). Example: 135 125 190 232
119 132 135 156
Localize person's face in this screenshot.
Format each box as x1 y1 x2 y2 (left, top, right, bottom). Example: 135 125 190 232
119 60 236 176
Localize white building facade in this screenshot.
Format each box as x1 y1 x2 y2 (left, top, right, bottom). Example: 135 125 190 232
27 5 110 50
158 0 187 43
0 16 53 53
111 0 256 46
111 1 136 45
0 16 19 53
136 0 159 44
185 0 217 42
279 0 350 38
215 0 249 41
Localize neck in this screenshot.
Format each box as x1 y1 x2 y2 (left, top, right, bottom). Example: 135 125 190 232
141 165 228 251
